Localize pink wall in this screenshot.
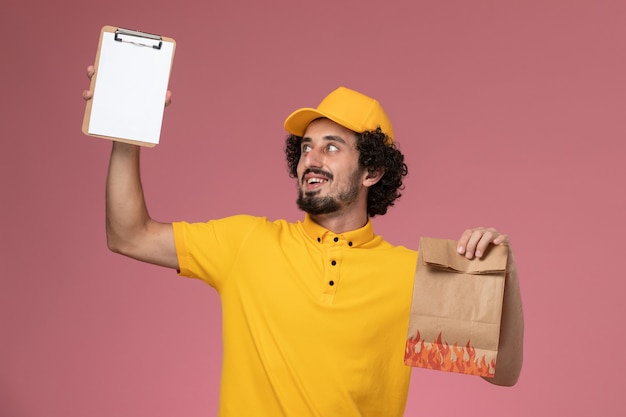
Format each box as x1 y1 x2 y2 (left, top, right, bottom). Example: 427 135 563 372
2 0 625 415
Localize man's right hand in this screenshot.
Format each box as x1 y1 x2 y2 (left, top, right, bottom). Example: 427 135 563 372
81 65 96 100
82 65 173 106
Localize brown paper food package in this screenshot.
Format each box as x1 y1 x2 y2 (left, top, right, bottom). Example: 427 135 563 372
404 237 508 378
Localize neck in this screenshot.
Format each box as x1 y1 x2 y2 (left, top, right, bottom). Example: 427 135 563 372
308 210 369 234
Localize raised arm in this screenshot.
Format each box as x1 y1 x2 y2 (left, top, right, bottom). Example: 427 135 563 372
457 227 524 386
104 142 178 269
84 66 178 269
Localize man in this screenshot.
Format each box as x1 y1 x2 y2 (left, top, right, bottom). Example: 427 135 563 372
84 69 523 416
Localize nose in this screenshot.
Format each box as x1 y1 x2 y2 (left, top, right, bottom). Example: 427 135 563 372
301 146 323 168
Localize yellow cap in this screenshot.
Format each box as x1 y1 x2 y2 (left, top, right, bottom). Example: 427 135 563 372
284 87 394 144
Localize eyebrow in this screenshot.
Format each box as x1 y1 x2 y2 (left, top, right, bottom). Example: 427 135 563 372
301 135 347 144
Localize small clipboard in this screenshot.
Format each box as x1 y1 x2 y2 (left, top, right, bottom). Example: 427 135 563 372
82 26 176 147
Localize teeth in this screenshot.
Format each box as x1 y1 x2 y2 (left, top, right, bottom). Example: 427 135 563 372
308 178 326 184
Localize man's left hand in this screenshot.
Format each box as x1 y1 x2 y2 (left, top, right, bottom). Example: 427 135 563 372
456 227 509 260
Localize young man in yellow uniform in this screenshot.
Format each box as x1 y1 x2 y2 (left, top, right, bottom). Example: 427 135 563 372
85 71 523 417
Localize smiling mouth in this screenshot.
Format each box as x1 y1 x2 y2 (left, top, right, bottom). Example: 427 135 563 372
301 168 333 187
306 177 328 185
302 176 329 192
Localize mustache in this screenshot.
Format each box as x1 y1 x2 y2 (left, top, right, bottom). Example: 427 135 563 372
301 168 334 183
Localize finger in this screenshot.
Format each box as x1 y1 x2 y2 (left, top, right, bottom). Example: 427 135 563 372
165 90 172 107
456 228 475 255
83 65 96 101
461 227 500 259
464 229 489 259
493 233 510 246
473 228 499 258
472 229 509 259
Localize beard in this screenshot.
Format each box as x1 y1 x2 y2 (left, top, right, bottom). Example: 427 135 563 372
296 170 361 215
297 192 343 215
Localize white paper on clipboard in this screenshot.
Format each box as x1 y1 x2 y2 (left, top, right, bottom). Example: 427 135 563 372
82 26 176 147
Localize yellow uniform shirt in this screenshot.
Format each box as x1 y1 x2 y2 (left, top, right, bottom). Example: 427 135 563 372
173 214 417 417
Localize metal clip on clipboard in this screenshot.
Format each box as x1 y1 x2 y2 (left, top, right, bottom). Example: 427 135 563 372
114 28 163 50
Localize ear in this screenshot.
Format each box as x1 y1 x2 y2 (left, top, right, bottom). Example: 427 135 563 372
363 167 385 187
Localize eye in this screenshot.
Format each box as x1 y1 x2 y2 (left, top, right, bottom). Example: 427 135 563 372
301 144 312 153
326 144 339 152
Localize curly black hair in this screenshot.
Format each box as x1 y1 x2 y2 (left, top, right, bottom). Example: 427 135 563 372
284 128 408 217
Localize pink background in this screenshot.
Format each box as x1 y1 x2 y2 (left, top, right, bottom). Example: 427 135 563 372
2 0 625 416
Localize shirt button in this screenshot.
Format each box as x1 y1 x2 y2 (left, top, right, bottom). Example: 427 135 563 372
329 280 335 286
348 241 353 246
331 260 336 266
333 237 339 242
317 237 321 242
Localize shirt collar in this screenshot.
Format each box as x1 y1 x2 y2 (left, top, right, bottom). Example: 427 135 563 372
301 214 377 248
